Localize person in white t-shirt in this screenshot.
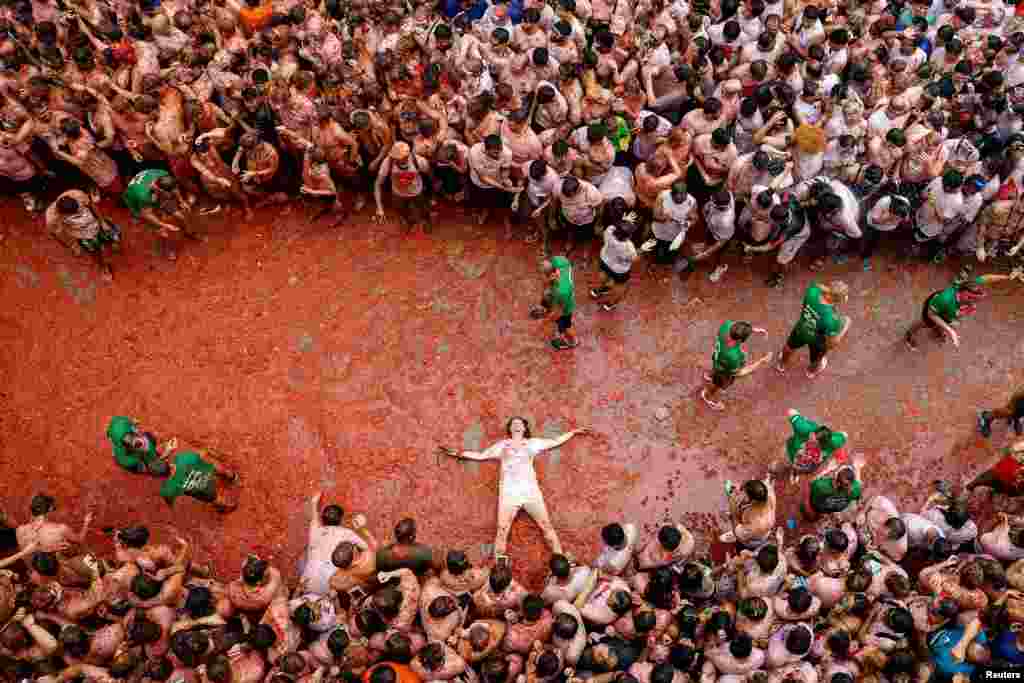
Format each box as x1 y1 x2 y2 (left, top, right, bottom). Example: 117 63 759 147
591 218 638 311
517 159 562 251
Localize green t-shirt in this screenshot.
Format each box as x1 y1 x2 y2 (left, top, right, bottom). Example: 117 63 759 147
928 276 984 323
790 283 842 347
123 169 169 217
550 256 576 315
159 451 216 503
607 116 631 153
107 415 159 471
712 321 746 375
809 474 862 513
785 413 820 461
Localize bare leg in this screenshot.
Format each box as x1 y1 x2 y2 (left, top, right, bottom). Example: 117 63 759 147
523 497 563 555
494 499 522 556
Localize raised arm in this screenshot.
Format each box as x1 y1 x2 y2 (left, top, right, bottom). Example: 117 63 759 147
529 428 594 452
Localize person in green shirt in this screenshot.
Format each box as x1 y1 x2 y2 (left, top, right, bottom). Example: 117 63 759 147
700 320 773 411
158 450 240 513
530 257 578 350
122 170 196 260
905 271 1022 351
803 455 865 522
783 409 848 484
106 416 173 475
776 280 851 379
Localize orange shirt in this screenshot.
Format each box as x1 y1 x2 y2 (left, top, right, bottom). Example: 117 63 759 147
363 663 421 683
239 3 274 34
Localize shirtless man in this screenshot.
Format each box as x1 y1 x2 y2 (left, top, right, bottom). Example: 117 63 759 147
46 190 120 280
419 574 463 643
595 523 639 576
191 133 253 218
16 495 92 554
232 133 288 207
721 477 776 548
227 556 287 614
635 524 696 570
541 554 594 605
689 128 739 207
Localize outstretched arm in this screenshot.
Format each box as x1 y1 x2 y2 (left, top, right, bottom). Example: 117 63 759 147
531 428 595 452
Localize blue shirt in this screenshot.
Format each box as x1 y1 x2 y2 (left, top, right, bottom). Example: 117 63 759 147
443 0 523 22
994 631 1024 666
929 626 988 678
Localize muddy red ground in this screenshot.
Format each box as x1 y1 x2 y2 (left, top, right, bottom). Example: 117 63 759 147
1 198 1022 587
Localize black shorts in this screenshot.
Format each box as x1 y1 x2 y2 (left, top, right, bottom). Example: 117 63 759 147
556 314 573 333
786 328 828 364
600 260 630 284
712 369 736 390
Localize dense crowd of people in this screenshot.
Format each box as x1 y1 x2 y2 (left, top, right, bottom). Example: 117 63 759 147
16 0 1024 281
8 416 1024 683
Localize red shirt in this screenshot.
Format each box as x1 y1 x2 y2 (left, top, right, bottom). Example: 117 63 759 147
363 663 421 683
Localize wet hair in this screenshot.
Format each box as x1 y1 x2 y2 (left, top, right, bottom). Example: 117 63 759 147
602 523 627 549
490 564 513 592
738 597 768 620
147 658 173 681
243 557 268 585
394 518 416 544
676 606 700 639
326 627 350 657
31 551 58 576
521 594 545 621
562 177 581 196
30 494 55 516
609 590 632 615
370 665 398 683
207 657 231 683
798 536 821 566
553 611 579 639
756 545 779 573
835 467 855 489
669 644 696 671
60 625 90 658
658 525 682 550
785 625 812 654
549 554 571 578
885 572 911 598
292 604 314 628
787 587 812 614
384 631 412 662
729 322 753 343
884 517 907 540
332 541 356 568
373 587 403 619
537 651 561 678
321 505 344 526
128 617 162 645
961 561 985 589
249 624 278 650
708 610 733 636
117 525 150 548
481 654 510 683
185 586 214 618
935 597 960 620
827 629 850 657
744 480 768 502
830 674 853 683
730 633 753 658
886 607 914 634
824 528 849 552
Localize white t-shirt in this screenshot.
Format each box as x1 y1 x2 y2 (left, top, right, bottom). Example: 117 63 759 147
900 513 945 550
524 162 561 207
600 226 638 274
469 143 512 188
705 196 736 241
652 190 696 241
